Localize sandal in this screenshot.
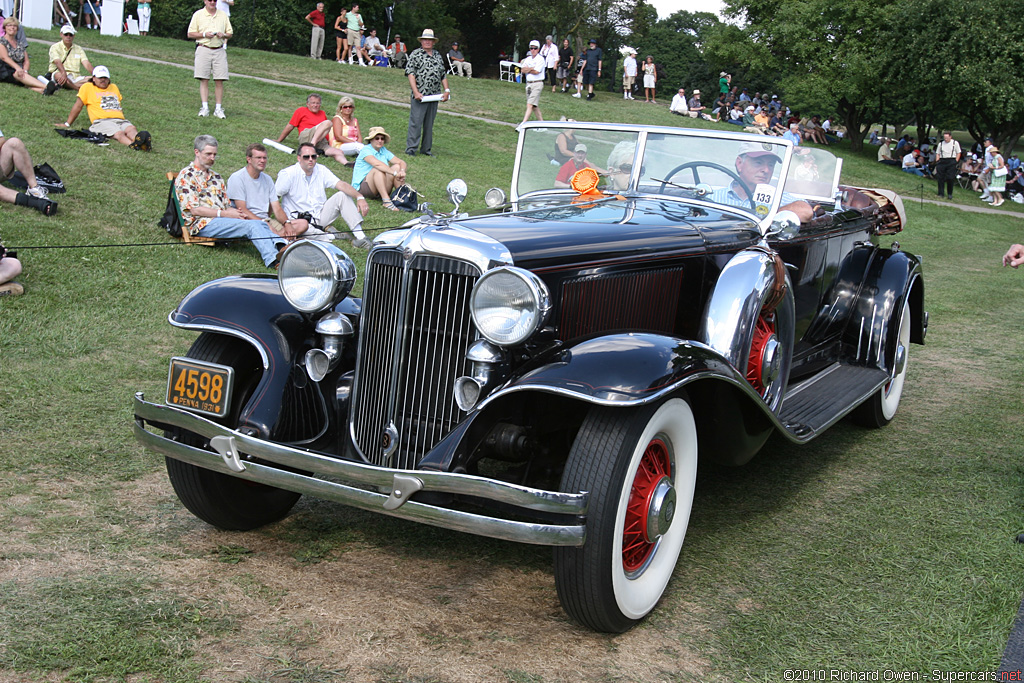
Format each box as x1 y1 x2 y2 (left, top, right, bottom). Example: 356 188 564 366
381 201 400 211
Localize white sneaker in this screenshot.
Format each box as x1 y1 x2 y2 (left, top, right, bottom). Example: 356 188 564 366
213 107 226 119
982 196 993 202
27 186 48 199
198 106 209 117
572 92 581 98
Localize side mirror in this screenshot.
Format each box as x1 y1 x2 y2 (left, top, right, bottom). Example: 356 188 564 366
447 179 468 212
767 210 801 240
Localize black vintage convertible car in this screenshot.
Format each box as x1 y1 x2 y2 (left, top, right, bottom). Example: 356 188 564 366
134 123 926 632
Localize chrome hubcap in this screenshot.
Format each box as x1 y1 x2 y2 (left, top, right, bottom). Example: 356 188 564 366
760 336 781 388
644 476 676 543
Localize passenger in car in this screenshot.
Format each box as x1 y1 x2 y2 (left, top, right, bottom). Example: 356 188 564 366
554 143 604 188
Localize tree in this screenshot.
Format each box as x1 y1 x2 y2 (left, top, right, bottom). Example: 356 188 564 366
715 0 900 151
628 10 722 95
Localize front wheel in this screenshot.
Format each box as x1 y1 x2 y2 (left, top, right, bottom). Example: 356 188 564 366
852 298 911 428
166 333 301 531
554 396 698 632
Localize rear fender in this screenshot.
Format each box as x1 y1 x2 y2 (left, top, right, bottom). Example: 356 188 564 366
844 249 924 373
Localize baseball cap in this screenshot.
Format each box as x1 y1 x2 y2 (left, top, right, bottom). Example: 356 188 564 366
738 142 782 163
92 65 110 79
529 39 540 48
588 38 596 44
60 24 76 35
574 144 587 153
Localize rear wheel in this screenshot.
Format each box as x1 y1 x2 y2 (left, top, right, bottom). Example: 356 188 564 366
554 396 698 632
166 333 301 530
852 299 911 428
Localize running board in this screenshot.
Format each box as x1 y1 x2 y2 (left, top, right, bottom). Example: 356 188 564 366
779 363 889 440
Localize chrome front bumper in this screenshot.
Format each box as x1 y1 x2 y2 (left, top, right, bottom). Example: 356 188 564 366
133 393 587 547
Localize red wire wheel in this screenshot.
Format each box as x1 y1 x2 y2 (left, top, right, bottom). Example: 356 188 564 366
746 311 776 396
622 437 671 573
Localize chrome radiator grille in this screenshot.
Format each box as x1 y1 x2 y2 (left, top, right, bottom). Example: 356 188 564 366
351 250 480 469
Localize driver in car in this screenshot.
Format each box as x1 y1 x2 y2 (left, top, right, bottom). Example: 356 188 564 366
709 143 813 222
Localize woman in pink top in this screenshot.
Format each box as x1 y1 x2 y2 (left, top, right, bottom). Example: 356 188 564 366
309 96 364 167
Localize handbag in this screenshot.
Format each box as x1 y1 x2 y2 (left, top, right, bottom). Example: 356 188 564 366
994 166 1008 177
389 184 418 212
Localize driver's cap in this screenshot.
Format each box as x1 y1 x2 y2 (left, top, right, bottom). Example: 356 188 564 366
738 142 782 163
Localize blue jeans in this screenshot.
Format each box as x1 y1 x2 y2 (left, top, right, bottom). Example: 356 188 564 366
198 218 285 266
902 167 926 177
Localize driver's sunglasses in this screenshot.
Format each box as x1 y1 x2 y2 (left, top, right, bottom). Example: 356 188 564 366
300 154 319 160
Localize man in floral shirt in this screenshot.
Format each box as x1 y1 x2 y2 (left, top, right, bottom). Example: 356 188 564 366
404 28 449 157
174 134 287 267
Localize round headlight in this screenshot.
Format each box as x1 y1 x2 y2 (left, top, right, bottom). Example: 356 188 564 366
470 267 551 346
278 240 357 314
484 187 506 208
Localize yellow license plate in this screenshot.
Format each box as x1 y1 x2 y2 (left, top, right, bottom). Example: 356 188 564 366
165 357 234 418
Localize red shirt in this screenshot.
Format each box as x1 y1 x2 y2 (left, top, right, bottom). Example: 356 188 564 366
556 158 594 185
289 106 328 131
307 9 325 27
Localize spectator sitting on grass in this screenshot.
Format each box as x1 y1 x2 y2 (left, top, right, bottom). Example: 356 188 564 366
48 24 94 92
350 127 407 210
0 131 58 215
276 92 328 150
877 138 900 166
61 66 151 150
902 149 926 176
1 17 48 94
0 228 22 297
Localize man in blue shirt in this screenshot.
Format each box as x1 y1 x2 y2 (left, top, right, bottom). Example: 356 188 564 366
579 38 603 101
709 143 813 222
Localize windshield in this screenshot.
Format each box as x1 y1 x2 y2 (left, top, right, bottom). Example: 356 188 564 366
515 125 803 220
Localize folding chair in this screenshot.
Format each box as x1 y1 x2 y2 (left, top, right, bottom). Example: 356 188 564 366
165 172 216 247
499 60 517 82
446 54 458 76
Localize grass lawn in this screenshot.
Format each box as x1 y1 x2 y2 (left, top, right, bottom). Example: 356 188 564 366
1 27 1023 683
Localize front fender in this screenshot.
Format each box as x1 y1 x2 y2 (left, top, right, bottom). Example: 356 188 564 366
479 333 745 407
169 275 324 438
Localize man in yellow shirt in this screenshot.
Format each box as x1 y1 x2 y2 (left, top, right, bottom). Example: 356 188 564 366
61 66 150 150
186 0 232 118
48 25 94 92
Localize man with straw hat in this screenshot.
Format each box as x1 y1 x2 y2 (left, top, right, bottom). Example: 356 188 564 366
404 28 450 157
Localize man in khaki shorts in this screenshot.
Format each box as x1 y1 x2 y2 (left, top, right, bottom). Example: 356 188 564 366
187 0 232 118
60 66 151 150
518 39 546 126
345 4 364 65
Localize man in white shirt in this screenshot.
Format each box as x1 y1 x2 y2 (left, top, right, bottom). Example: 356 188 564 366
363 28 385 60
275 143 372 248
539 35 558 92
622 49 637 100
228 143 327 240
669 87 688 115
519 40 547 127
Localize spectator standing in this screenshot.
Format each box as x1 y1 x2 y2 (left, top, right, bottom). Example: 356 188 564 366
719 72 730 95
448 41 472 78
987 145 1006 207
228 143 320 240
1 17 46 94
307 2 326 59
0 131 58 215
62 66 150 150
136 0 151 36
81 0 101 30
344 4 364 65
187 0 232 118
276 142 372 248
519 39 546 126
404 28 449 157
934 131 962 200
579 38 602 101
641 57 657 103
216 0 232 15
333 8 347 62
276 93 328 149
175 134 287 267
48 25 93 92
669 87 688 116
556 38 573 93
389 34 407 69
979 137 995 201
539 35 558 91
621 49 636 100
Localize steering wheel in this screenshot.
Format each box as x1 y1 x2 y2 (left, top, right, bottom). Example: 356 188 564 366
660 161 756 213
